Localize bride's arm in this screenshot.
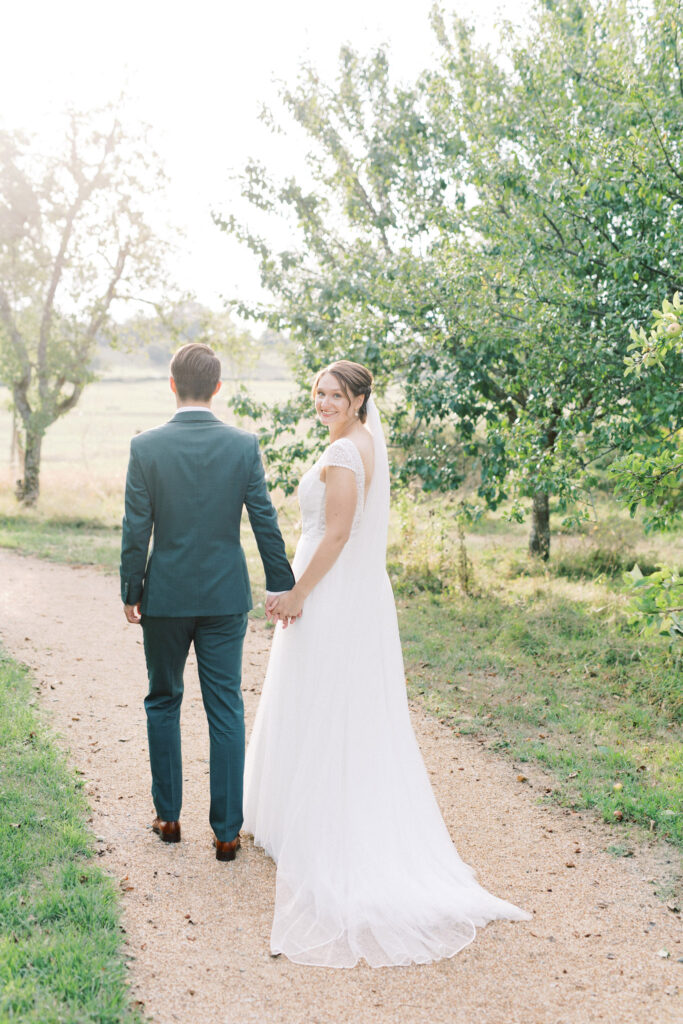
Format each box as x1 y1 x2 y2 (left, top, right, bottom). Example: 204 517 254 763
271 466 356 624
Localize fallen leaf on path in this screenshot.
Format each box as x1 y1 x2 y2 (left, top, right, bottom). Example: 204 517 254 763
517 774 528 783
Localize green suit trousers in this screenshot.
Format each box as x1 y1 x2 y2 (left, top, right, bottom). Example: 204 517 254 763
142 613 248 842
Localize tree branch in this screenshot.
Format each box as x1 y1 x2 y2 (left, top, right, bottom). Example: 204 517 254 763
541 210 567 249
85 242 130 340
638 96 683 184
55 383 85 416
37 120 118 398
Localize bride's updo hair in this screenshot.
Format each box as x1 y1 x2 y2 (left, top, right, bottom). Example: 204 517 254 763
312 360 374 423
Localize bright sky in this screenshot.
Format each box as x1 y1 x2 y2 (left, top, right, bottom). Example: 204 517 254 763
3 0 530 310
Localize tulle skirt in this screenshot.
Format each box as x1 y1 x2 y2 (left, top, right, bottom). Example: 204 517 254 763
243 532 531 967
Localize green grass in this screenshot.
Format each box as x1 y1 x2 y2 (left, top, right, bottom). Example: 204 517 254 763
0 515 122 571
0 650 142 1023
395 526 683 847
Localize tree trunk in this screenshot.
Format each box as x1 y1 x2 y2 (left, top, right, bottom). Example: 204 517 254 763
10 410 22 470
17 432 42 507
529 491 550 560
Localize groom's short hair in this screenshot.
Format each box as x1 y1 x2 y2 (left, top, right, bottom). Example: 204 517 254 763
170 343 221 401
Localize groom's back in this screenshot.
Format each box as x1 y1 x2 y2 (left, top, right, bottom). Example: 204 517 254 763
125 412 259 617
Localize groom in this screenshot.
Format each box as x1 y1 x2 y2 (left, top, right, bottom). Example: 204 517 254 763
120 342 294 860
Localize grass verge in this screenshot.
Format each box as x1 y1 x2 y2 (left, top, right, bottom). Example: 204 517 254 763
0 649 141 1024
0 515 121 572
399 584 682 847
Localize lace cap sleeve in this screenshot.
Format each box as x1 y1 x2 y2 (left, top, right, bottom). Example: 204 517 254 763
318 437 365 535
321 437 363 476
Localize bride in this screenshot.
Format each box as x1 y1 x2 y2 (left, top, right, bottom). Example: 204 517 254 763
243 360 531 968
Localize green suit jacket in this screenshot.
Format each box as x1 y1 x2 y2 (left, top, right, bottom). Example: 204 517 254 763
120 410 294 616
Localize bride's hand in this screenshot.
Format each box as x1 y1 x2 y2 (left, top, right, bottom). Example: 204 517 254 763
272 587 304 628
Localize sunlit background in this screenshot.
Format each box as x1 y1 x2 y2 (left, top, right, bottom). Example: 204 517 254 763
3 0 529 308
0 9 681 971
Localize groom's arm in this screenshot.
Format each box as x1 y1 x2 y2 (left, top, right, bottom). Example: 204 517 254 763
244 436 295 594
120 443 153 613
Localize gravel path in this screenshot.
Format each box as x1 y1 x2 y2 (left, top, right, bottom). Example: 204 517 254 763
0 548 681 1024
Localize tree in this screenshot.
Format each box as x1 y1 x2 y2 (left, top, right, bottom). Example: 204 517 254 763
218 0 683 557
111 300 259 374
0 108 171 505
424 0 683 555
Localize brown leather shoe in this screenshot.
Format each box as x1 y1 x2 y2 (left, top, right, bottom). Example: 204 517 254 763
152 817 181 843
213 834 240 861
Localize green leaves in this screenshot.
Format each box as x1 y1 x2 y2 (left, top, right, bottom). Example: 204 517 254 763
625 563 683 645
218 0 683 557
613 293 682 650
611 293 683 532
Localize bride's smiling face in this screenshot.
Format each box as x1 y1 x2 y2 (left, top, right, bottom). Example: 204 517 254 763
315 372 360 428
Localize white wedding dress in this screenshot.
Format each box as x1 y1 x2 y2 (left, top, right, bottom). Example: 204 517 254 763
243 398 531 967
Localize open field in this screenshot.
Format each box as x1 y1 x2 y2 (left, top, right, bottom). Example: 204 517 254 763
0 374 295 524
0 377 681 861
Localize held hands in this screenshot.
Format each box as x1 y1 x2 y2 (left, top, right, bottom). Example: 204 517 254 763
266 587 304 629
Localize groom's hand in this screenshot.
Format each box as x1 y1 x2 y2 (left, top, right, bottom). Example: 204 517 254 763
265 592 282 623
123 602 141 624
